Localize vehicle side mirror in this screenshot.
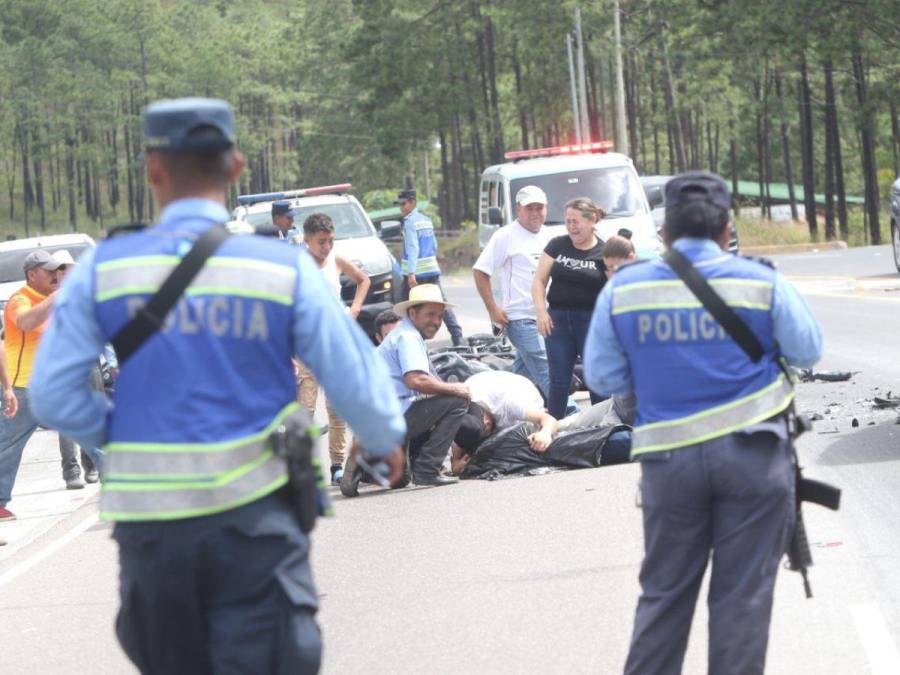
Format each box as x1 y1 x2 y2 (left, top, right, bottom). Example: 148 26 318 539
646 186 664 209
379 220 402 241
487 206 503 225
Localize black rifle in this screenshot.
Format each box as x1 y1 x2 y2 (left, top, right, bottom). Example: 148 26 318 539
665 248 841 598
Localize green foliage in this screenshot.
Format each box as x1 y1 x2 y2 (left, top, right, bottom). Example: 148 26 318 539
0 0 896 239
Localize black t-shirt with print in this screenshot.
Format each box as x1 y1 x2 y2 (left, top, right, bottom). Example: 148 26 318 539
544 235 607 311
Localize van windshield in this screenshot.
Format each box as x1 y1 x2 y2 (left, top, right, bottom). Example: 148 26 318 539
510 166 647 223
244 202 373 240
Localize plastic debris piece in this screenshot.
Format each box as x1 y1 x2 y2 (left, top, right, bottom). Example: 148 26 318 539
851 418 859 428
799 369 855 383
873 396 900 409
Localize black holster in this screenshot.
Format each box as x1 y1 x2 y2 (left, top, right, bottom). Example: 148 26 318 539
269 409 321 533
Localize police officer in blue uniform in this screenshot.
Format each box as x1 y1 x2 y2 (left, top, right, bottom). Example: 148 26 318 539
584 172 823 674
272 200 301 242
396 189 464 346
30 97 406 674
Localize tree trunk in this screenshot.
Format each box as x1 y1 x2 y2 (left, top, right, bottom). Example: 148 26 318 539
624 51 638 162
891 100 899 176
65 135 77 230
586 49 602 141
439 128 451 226
729 118 739 215
754 78 767 220
659 27 687 172
798 54 818 240
512 45 529 150
484 13 503 162
31 128 46 231
774 73 799 221
19 126 33 236
124 118 135 223
822 62 836 240
650 53 660 174
6 134 16 220
851 47 880 244
823 61 848 239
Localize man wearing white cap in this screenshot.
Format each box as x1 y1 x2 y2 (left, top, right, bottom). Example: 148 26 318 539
342 284 469 494
473 185 552 398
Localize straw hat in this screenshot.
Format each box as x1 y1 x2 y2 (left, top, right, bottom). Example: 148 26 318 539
393 283 456 314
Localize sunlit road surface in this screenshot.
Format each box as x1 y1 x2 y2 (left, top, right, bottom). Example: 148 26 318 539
1 245 899 674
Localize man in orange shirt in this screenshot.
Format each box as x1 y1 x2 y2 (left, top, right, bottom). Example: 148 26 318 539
0 250 62 521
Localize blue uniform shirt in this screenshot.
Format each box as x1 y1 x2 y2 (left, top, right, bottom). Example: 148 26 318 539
376 316 433 412
30 198 406 456
584 237 823 396
401 208 440 278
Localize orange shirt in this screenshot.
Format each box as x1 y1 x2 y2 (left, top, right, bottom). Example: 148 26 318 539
3 285 49 388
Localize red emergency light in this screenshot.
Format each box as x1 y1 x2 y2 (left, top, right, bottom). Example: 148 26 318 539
503 141 613 161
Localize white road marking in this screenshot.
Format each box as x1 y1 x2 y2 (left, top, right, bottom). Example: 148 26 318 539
851 603 900 675
0 513 98 590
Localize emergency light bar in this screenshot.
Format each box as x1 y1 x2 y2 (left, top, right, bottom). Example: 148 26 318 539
237 183 353 206
503 141 613 161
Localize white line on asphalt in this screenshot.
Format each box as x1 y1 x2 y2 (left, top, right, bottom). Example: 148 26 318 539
0 513 98 590
851 603 900 675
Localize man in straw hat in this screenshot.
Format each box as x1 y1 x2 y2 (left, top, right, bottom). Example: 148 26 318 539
341 284 469 496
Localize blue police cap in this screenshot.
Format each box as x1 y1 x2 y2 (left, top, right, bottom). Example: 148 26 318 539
394 189 417 205
271 200 294 217
143 97 236 152
665 171 731 212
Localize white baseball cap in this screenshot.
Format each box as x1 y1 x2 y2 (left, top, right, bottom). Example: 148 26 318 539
515 185 548 206
52 250 77 266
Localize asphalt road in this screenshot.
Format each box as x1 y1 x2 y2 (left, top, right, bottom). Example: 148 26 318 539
1 245 899 674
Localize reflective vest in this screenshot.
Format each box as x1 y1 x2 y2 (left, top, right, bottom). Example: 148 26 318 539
93 224 299 521
610 250 793 457
401 208 440 277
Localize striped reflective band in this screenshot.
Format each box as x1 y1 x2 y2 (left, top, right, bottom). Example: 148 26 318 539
631 374 794 456
99 403 297 521
100 453 287 522
612 278 773 315
95 255 296 304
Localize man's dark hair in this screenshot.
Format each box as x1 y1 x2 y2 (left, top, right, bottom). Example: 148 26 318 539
303 212 335 235
602 235 635 259
374 309 401 336
454 403 487 456
664 201 729 241
156 126 236 187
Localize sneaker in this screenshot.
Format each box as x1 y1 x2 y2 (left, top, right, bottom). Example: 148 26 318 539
330 464 344 485
0 507 16 522
65 473 86 490
82 454 99 484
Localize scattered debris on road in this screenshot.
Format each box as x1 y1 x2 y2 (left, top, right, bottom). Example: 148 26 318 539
872 395 900 409
797 369 855 383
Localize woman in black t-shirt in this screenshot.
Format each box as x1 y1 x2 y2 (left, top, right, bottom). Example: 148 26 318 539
531 197 607 419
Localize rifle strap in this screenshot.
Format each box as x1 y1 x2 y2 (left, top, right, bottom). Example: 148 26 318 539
112 224 230 364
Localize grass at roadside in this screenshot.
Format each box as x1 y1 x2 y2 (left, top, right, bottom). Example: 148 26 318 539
735 210 891 248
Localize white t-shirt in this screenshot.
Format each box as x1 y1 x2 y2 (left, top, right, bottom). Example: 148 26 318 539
473 221 551 321
466 370 544 430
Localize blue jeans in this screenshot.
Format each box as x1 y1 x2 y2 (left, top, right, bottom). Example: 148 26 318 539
545 308 602 420
505 318 550 398
0 387 39 507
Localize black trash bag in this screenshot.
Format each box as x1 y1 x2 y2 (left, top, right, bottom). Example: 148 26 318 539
430 351 492 382
461 422 631 480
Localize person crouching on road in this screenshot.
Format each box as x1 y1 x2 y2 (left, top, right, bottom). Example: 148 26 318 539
584 171 823 674
296 212 371 484
532 197 608 419
341 284 469 496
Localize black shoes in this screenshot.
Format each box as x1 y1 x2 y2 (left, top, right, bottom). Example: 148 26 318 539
412 474 458 487
64 472 85 490
340 455 364 498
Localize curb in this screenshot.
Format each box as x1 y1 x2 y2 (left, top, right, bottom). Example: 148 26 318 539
741 241 848 256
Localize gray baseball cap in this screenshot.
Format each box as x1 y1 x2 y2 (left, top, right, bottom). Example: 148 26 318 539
23 249 63 272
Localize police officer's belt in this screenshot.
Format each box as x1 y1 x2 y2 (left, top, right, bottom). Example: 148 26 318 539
111 225 230 364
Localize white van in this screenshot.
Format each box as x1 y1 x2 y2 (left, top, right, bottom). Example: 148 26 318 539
478 143 662 258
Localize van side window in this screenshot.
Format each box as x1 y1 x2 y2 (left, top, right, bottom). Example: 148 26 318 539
496 183 505 222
